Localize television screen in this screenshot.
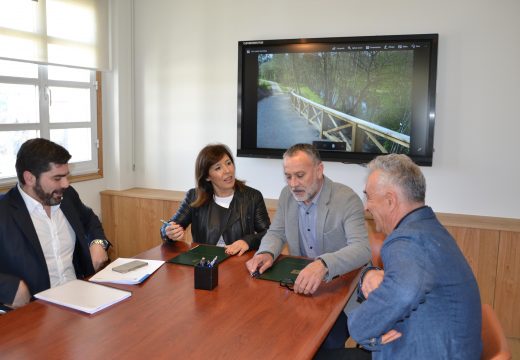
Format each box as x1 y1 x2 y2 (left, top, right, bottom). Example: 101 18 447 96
237 34 438 166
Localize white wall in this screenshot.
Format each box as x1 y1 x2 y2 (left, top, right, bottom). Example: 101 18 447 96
99 0 520 219
78 0 136 216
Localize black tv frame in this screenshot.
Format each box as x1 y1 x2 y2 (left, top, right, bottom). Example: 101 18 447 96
237 34 438 166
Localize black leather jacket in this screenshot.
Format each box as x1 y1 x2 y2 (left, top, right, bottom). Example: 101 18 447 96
161 186 270 250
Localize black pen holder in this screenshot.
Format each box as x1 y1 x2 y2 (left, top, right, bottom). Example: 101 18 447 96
194 263 218 290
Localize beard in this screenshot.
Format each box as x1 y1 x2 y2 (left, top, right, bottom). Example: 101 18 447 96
33 179 64 206
290 182 320 203
290 188 311 202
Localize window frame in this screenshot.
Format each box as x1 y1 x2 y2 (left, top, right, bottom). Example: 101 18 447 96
0 68 103 193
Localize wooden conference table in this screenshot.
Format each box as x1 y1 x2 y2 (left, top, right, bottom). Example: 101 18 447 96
0 242 361 359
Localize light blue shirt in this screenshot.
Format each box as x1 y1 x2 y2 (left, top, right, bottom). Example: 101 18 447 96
297 187 323 258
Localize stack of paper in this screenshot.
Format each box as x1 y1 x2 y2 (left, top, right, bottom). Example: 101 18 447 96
89 258 165 285
34 280 131 314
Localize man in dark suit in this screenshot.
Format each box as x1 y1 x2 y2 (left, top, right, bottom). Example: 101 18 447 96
0 138 110 309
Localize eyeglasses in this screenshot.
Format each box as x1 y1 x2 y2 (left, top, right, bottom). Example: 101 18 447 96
279 278 295 291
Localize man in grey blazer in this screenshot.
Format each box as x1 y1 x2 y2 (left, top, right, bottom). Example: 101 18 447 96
246 143 371 348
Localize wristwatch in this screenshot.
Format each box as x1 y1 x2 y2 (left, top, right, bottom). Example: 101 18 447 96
89 239 110 250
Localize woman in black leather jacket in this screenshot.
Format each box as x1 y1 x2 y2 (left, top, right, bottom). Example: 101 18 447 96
160 144 270 255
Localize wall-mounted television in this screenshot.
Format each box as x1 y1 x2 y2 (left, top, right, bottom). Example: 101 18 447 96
237 34 438 166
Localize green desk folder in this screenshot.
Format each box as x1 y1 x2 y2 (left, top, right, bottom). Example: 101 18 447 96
257 256 313 282
168 244 230 266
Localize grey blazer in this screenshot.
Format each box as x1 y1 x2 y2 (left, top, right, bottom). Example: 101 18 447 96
257 176 371 282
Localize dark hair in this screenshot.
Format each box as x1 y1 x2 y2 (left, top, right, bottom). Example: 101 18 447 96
191 144 244 208
15 138 71 185
283 143 322 165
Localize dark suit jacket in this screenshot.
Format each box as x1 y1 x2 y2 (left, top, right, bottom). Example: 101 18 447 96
0 185 108 305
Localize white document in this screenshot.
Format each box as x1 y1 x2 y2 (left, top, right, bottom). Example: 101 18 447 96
34 280 131 314
89 258 165 285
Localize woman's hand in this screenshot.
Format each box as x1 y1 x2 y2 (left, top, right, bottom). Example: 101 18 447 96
225 239 249 256
165 222 185 241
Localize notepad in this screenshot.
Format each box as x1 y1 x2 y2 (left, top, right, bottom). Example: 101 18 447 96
89 258 165 285
34 280 131 314
257 256 313 282
168 244 230 266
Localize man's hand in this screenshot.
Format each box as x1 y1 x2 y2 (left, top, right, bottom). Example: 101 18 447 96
361 269 385 299
225 240 249 256
293 260 328 295
9 280 31 309
165 222 185 241
381 329 402 344
245 253 274 275
89 243 108 272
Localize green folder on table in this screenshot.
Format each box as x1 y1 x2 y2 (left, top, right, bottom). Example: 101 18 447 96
168 244 230 266
257 256 313 282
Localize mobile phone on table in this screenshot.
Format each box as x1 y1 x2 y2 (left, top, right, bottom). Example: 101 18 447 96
112 260 148 273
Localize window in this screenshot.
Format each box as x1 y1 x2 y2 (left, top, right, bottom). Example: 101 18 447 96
0 58 102 188
0 0 109 70
0 0 108 189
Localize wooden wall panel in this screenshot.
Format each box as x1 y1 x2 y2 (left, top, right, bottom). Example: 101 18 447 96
112 196 138 257
135 198 165 255
100 193 117 260
266 209 277 224
110 197 163 257
446 226 499 306
494 231 520 338
162 201 179 222
265 198 278 221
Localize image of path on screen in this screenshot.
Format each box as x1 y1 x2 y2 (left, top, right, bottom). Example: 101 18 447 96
256 51 412 154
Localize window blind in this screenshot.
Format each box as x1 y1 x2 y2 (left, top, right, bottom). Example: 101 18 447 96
0 0 109 70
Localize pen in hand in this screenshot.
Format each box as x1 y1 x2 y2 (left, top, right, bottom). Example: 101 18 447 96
251 266 261 278
161 220 184 241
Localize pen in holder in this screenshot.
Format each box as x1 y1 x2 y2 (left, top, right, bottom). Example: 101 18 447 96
194 256 218 290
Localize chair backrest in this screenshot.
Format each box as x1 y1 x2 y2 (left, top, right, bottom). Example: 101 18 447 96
481 304 512 360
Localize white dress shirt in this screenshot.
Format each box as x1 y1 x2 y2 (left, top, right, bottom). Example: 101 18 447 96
18 184 77 287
